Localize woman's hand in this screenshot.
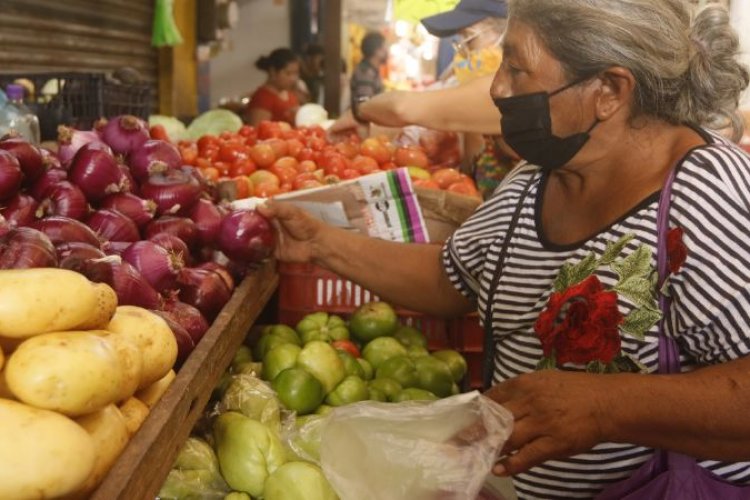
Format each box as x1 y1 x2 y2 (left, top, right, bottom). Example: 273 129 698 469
484 370 613 476
257 201 327 263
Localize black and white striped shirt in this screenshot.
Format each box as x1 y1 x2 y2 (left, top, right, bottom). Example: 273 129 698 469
442 129 750 499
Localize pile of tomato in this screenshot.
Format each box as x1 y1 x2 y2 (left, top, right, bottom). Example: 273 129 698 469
176 120 481 199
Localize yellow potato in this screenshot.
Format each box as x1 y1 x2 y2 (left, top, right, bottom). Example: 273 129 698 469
107 306 178 388
119 397 150 436
135 369 176 408
0 269 117 338
72 405 130 495
0 399 95 499
0 344 3 371
0 369 14 400
93 331 144 402
6 331 124 416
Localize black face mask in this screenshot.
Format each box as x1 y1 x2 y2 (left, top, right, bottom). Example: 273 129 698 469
495 78 599 172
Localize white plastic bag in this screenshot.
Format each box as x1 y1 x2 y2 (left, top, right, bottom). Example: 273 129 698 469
289 391 513 500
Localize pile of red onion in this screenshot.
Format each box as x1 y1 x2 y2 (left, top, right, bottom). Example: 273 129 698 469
0 121 276 365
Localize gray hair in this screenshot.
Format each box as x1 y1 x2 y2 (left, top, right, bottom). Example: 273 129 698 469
508 0 750 139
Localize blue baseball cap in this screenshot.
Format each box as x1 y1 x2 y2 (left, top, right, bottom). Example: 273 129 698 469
421 0 508 37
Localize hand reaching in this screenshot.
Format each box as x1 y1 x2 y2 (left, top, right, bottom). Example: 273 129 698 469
257 201 326 263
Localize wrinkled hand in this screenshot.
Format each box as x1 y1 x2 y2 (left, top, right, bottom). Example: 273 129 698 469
257 201 326 263
328 112 360 135
484 370 612 476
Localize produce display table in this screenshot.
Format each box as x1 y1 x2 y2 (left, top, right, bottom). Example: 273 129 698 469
90 260 278 500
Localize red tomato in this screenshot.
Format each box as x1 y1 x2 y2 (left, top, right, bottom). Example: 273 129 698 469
380 161 398 171
307 126 326 139
360 138 391 164
447 180 481 198
279 182 293 193
307 137 326 151
265 138 289 158
233 176 253 199
149 124 170 142
249 170 280 188
319 153 347 176
332 340 361 358
351 155 379 174
179 142 198 166
254 182 281 198
258 120 282 140
340 168 360 180
238 125 256 137
249 143 277 168
269 164 298 185
213 161 230 176
297 160 317 173
272 156 299 172
297 148 315 162
202 166 220 182
335 141 359 159
292 172 322 191
431 168 463 189
197 134 220 152
195 157 213 170
413 179 441 190
218 143 248 163
229 159 257 177
286 139 304 158
394 146 430 168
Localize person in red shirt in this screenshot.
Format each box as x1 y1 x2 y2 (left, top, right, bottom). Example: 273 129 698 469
245 48 301 126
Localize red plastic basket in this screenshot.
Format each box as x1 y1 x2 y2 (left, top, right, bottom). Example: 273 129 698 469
277 262 484 389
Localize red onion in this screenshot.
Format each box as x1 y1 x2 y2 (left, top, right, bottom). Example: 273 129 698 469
122 240 184 292
177 267 232 320
145 216 199 249
0 227 57 269
0 214 9 237
217 210 275 264
102 241 132 256
141 169 201 215
0 150 23 200
87 209 140 242
100 115 150 156
29 168 68 200
40 148 62 171
212 250 249 282
148 233 192 264
31 216 101 247
182 166 218 202
56 241 106 270
35 182 89 220
163 298 209 344
0 137 45 184
1 194 38 227
151 309 196 366
78 257 162 309
128 140 181 182
118 163 138 195
57 126 107 166
69 148 125 202
100 193 156 229
189 199 226 246
196 262 235 292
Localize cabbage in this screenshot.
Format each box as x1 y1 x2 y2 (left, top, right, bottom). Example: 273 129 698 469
187 109 243 140
295 104 328 127
149 115 187 142
263 461 338 500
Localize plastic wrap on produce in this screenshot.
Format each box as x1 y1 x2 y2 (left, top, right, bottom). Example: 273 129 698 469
218 374 282 432
287 391 513 500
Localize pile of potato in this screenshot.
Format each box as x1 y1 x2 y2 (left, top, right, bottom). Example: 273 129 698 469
0 268 179 499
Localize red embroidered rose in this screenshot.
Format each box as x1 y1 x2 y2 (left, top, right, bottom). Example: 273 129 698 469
534 275 624 365
667 227 687 274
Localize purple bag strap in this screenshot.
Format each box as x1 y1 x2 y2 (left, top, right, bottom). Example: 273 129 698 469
656 165 697 471
655 167 681 375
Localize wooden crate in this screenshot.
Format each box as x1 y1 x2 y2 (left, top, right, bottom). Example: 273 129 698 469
90 260 278 500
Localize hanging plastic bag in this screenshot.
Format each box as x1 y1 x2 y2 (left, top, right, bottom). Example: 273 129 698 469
287 391 513 500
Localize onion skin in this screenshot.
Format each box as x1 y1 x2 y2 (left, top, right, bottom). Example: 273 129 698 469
0 137 45 184
128 140 181 182
140 169 202 216
148 233 192 265
30 216 101 247
77 257 163 309
40 147 62 171
217 210 275 263
151 309 196 366
69 148 125 202
122 240 184 292
35 182 89 221
100 193 156 229
162 299 209 344
56 126 108 167
144 216 199 249
177 267 232 321
100 115 150 156
1 193 38 227
102 241 132 256
0 227 58 269
87 209 140 242
196 262 235 292
56 242 106 270
29 168 68 200
0 150 23 201
189 199 226 247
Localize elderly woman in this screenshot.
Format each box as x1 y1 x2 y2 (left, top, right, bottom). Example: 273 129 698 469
262 0 750 498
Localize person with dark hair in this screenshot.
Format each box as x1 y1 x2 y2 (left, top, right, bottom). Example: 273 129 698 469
299 43 325 104
245 48 301 126
350 32 388 119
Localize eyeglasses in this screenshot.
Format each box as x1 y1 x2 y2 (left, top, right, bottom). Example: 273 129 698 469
452 27 496 56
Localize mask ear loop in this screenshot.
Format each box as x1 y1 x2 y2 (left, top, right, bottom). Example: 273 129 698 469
549 74 597 97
